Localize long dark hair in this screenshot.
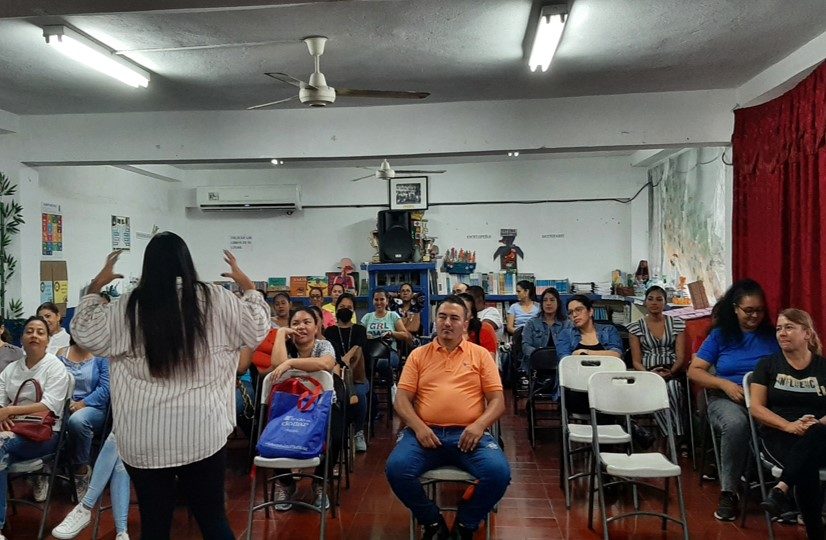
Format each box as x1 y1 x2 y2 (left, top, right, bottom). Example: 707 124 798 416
126 232 211 378
538 288 565 322
36 302 60 316
458 293 481 340
286 306 320 357
713 278 773 344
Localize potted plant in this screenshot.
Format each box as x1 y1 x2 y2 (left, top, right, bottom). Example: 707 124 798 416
0 171 25 343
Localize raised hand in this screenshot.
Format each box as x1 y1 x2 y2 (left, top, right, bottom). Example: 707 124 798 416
90 250 124 292
220 249 255 291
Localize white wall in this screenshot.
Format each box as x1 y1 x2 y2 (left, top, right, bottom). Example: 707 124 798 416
15 166 180 313
180 155 648 283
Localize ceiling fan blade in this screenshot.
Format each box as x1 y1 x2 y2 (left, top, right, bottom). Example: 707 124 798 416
350 173 376 182
265 72 316 90
246 95 297 110
395 170 446 174
336 88 430 100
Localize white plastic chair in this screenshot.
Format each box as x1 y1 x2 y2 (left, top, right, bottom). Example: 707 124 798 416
245 370 337 540
408 467 492 540
557 355 629 510
587 371 689 540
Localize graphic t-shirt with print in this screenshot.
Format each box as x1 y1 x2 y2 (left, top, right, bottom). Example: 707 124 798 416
752 352 826 422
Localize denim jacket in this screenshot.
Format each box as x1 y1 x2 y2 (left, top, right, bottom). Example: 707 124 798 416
522 316 568 359
555 323 623 358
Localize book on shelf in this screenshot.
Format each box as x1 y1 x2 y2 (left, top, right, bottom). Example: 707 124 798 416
306 275 328 292
516 273 535 284
267 277 288 292
289 276 308 297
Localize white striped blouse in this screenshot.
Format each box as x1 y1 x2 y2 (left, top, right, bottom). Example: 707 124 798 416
71 285 270 469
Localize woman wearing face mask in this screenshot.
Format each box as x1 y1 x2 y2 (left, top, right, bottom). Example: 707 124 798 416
628 286 687 438
750 309 826 539
271 292 291 328
324 293 369 452
270 307 339 511
322 284 355 324
0 316 70 539
688 278 780 522
36 302 71 355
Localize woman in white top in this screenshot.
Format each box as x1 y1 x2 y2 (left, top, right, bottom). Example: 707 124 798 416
506 280 540 335
37 302 70 355
71 232 269 540
0 315 70 540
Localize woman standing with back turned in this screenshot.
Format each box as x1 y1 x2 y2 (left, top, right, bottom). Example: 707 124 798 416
71 233 270 540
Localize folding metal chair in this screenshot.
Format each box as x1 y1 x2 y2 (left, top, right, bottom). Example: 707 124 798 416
588 371 689 540
246 369 336 540
557 355 628 509
526 347 560 448
363 338 394 438
7 374 76 540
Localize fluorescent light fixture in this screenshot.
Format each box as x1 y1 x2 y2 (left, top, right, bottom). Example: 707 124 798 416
271 159 284 165
43 25 150 88
528 5 567 73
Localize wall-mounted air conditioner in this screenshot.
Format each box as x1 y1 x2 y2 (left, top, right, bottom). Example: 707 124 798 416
195 185 302 212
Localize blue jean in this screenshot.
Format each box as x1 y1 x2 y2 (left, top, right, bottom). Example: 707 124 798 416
0 432 60 527
707 392 750 492
82 433 130 534
67 405 107 467
385 427 511 531
351 382 369 432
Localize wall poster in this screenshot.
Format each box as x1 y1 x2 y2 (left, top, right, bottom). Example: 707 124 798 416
41 202 63 256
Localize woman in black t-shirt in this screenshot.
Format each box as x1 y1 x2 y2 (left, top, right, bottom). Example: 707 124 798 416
750 308 826 539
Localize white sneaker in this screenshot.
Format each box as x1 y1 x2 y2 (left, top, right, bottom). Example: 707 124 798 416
30 475 48 503
74 467 92 501
313 483 330 510
51 504 92 539
115 533 130 540
354 430 367 453
273 481 296 511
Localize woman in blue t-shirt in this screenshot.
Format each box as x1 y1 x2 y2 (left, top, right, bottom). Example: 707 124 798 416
506 280 540 335
361 288 412 372
688 279 780 522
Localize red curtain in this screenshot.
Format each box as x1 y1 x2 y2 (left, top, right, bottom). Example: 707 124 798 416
732 61 826 330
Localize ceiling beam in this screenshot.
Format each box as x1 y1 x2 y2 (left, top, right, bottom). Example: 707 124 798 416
112 164 183 182
736 29 826 109
0 109 20 134
0 0 352 18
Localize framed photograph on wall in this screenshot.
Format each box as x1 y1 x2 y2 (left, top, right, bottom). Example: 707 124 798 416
389 176 428 210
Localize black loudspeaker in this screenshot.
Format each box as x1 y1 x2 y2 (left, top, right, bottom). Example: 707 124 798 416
378 210 414 263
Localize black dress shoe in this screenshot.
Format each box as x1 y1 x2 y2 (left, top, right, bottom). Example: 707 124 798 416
422 516 450 540
453 524 475 540
760 487 792 518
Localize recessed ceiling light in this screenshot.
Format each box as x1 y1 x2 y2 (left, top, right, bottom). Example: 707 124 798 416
270 159 284 165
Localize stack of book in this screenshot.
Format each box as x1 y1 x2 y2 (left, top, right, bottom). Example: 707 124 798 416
571 282 594 294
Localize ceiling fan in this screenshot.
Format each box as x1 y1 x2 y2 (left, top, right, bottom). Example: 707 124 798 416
247 36 431 109
350 159 446 182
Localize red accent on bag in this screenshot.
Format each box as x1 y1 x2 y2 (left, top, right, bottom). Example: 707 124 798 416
9 378 57 442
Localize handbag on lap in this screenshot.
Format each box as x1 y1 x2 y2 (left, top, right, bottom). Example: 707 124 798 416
9 379 57 442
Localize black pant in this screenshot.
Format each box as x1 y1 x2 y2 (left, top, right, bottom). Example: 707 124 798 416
763 424 826 539
124 446 233 540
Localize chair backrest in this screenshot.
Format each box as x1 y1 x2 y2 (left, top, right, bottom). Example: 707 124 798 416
558 355 626 392
529 347 559 372
362 338 391 361
587 371 668 415
259 369 335 405
743 371 754 408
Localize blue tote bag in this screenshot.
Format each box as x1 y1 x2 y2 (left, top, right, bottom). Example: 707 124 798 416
257 383 334 460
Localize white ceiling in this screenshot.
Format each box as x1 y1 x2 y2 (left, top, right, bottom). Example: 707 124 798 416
0 0 824 114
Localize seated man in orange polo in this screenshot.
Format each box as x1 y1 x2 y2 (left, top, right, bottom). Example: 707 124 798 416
386 296 510 540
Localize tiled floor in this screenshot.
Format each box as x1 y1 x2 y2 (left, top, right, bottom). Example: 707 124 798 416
5 400 812 539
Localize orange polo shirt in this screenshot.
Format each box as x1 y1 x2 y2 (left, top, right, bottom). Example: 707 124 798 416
397 338 503 427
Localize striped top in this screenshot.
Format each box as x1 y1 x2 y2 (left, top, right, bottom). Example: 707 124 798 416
71 285 270 469
626 316 686 369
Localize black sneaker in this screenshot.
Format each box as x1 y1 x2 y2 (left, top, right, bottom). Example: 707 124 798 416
422 516 450 540
452 524 475 540
714 491 739 521
760 487 792 518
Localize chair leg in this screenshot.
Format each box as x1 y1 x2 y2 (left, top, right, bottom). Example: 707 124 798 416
662 477 670 531
246 466 257 540
409 514 416 540
485 511 492 540
562 431 572 509
587 452 596 530
675 474 689 540
594 454 610 540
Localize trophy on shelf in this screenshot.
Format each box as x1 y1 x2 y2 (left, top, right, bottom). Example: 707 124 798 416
370 230 380 263
422 237 436 262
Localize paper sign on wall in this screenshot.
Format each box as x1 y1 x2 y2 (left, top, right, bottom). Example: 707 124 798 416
111 216 131 250
53 280 69 304
228 235 253 253
40 281 54 303
41 203 63 257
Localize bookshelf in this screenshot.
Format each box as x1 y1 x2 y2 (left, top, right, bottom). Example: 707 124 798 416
366 262 437 332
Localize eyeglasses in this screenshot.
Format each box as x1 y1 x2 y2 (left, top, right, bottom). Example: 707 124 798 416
568 306 587 316
310 294 322 299
735 304 764 317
